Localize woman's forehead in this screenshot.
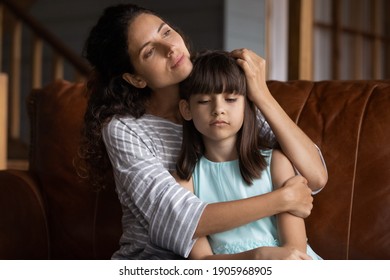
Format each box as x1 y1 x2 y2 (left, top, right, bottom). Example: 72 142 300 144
127 13 166 52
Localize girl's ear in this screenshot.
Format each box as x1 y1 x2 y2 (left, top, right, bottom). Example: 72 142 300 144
179 99 192 121
122 73 147 88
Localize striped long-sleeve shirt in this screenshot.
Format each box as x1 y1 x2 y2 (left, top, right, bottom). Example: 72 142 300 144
103 114 207 259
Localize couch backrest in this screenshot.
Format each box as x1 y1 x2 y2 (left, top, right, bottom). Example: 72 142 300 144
268 80 390 259
28 80 121 259
28 79 390 259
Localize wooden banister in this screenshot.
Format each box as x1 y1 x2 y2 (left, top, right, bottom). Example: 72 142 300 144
0 73 7 170
31 34 43 88
0 0 91 75
0 0 92 168
10 18 21 139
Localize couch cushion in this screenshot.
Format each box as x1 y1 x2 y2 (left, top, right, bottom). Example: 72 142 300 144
28 80 121 259
268 80 390 259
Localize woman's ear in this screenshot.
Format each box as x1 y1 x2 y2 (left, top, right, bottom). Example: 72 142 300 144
122 73 147 88
179 99 192 121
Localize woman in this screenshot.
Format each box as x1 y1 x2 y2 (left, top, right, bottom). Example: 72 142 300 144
80 3 327 259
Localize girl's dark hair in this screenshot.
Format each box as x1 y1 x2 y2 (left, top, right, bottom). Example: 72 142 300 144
78 4 190 189
177 50 272 185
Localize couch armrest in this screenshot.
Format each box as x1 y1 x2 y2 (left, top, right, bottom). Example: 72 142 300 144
0 170 49 259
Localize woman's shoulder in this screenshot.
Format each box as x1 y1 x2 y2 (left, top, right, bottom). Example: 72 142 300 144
103 115 136 134
103 114 182 141
107 114 181 128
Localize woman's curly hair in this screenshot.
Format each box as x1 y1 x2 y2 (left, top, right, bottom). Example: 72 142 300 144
77 4 154 189
77 4 191 190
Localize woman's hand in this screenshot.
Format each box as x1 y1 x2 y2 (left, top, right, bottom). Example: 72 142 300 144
230 48 269 106
280 175 313 218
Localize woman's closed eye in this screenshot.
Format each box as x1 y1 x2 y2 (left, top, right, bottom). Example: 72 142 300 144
144 47 155 59
162 28 171 37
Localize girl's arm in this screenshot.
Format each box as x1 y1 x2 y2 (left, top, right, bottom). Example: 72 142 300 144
231 49 328 192
271 149 310 255
188 240 312 260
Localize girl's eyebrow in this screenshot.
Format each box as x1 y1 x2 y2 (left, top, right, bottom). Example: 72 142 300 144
138 22 167 54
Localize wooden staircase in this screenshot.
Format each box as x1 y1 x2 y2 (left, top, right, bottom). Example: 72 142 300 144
0 0 91 170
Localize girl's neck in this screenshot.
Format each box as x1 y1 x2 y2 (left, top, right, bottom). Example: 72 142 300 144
203 138 238 162
146 86 182 124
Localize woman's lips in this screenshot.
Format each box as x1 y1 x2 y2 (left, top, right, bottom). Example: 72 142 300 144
171 54 184 69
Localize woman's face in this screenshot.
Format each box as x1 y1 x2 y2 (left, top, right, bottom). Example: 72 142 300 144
126 13 193 91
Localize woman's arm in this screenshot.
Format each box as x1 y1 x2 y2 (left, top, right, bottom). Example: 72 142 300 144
271 149 310 255
173 172 313 239
173 171 310 237
174 172 311 260
195 176 312 238
231 49 328 192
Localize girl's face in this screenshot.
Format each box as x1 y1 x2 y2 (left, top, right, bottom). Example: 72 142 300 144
125 13 193 91
181 92 245 145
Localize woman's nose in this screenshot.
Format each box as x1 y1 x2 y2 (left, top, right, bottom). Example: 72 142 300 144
162 42 175 57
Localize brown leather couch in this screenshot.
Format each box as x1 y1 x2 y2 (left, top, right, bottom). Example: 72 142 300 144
1 79 389 260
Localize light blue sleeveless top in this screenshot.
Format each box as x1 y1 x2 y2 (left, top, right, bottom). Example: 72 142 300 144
193 149 322 259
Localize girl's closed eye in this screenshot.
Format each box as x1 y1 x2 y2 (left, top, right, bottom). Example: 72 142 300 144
195 94 211 104
198 99 210 104
225 97 238 103
224 93 240 103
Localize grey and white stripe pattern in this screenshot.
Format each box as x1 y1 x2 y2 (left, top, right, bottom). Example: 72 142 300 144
103 114 207 259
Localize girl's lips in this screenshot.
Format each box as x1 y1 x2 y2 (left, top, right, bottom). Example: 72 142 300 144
210 120 228 126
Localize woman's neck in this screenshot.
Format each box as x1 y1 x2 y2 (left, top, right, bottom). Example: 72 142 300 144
146 86 182 124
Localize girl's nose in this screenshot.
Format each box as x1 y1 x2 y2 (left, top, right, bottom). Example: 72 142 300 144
212 100 225 116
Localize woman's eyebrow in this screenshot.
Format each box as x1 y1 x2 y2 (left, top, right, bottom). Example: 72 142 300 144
138 22 167 54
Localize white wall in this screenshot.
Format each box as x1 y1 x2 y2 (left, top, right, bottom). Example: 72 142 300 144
224 0 288 81
224 0 266 56
267 0 288 81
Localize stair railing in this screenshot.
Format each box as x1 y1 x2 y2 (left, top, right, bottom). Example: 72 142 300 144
0 0 91 169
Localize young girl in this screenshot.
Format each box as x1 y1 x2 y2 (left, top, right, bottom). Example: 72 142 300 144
175 50 322 259
81 3 327 259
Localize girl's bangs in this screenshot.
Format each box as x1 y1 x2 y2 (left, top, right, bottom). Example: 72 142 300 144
197 69 246 96
186 51 246 96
